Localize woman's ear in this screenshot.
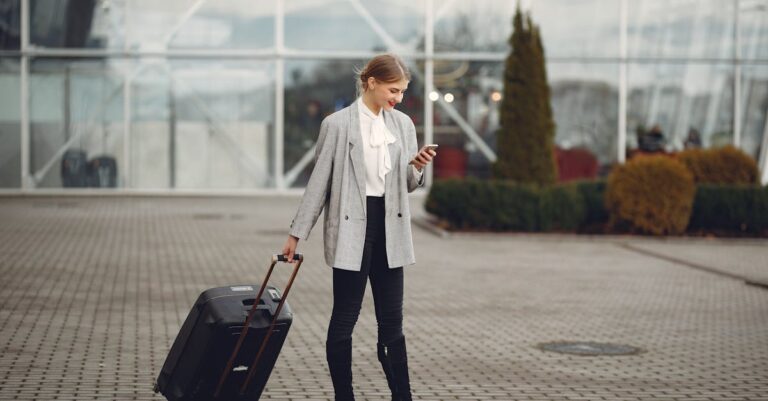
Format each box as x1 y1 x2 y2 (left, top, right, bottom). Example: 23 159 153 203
367 77 376 91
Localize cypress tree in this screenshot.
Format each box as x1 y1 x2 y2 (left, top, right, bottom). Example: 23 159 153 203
494 6 558 185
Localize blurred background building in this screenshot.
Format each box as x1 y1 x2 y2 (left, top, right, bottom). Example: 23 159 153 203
0 0 766 191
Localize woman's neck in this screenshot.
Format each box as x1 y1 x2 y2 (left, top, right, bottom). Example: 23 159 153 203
361 93 381 116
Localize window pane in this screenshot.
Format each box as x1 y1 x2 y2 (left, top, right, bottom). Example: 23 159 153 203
549 63 619 169
529 0 620 58
0 58 20 188
285 0 425 52
627 63 734 155
284 58 423 188
431 61 502 179
30 0 126 49
434 1 513 53
740 0 768 61
128 0 274 50
740 63 768 159
432 61 619 179
29 58 125 188
131 59 275 189
0 0 21 50
628 0 735 60
434 0 619 58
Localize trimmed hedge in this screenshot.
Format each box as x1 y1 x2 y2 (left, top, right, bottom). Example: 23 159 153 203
425 178 767 237
539 183 584 231
574 180 609 232
689 184 768 234
676 145 758 184
426 178 591 232
425 178 539 231
606 156 695 235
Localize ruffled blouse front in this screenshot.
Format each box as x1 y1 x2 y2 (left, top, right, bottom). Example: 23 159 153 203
358 98 397 196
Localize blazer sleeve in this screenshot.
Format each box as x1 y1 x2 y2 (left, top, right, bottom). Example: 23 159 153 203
405 118 425 192
289 118 336 240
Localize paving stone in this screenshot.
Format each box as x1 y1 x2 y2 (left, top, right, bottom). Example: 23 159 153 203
0 195 767 400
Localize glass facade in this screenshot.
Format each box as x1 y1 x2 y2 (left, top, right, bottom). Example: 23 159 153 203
0 0 766 190
627 62 735 152
29 58 124 187
129 59 275 189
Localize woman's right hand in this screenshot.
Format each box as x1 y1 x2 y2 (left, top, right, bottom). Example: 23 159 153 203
282 235 299 263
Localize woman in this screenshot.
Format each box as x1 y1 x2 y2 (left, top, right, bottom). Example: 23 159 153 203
281 53 436 401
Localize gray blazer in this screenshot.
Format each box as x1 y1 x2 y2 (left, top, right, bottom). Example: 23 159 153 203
289 101 425 271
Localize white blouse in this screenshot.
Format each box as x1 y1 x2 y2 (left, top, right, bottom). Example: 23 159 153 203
357 97 396 196
357 98 424 197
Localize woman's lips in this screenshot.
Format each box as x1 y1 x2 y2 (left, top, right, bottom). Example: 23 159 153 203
388 101 396 107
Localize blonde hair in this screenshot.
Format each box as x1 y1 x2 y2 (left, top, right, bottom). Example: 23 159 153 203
355 53 411 97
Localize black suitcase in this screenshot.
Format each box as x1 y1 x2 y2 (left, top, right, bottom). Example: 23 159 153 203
61 149 88 187
155 254 304 400
87 156 118 188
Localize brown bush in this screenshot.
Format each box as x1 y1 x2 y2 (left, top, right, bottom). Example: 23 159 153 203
676 145 758 184
606 156 695 235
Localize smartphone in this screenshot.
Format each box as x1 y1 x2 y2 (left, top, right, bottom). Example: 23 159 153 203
409 144 438 165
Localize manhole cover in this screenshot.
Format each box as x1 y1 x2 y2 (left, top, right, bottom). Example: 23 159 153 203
537 341 643 356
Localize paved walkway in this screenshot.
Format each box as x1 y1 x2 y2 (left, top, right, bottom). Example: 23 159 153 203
0 195 766 400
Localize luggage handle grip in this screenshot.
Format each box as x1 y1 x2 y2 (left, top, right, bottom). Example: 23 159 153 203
214 253 304 398
275 253 302 263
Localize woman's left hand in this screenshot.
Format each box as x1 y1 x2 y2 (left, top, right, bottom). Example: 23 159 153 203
411 146 437 171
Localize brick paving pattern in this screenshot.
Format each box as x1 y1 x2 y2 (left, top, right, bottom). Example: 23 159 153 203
0 195 767 401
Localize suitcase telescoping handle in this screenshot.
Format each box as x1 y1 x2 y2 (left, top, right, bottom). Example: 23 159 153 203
214 253 304 398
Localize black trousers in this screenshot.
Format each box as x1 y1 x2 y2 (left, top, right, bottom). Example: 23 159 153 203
326 196 404 347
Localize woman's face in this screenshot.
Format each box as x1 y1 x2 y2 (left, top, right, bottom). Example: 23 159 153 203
367 78 409 111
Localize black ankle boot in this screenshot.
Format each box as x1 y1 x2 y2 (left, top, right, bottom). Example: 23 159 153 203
381 336 412 401
377 343 398 401
326 339 355 401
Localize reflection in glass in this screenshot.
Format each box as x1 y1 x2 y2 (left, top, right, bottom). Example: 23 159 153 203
432 61 619 179
549 63 619 169
434 1 513 53
285 0 424 52
627 0 735 59
131 59 275 189
434 0 619 57
128 0 274 50
627 63 734 155
432 61 501 179
0 0 21 50
740 64 768 159
0 58 20 187
30 0 125 49
284 58 423 187
529 0 620 58
740 0 768 60
29 59 124 188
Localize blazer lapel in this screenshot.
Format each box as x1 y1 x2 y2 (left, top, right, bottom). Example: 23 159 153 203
348 101 368 213
383 110 402 193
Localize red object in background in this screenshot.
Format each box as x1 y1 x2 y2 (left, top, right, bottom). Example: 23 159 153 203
555 147 599 182
433 146 468 178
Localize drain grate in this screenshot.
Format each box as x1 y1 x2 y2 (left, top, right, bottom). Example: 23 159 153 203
537 341 643 356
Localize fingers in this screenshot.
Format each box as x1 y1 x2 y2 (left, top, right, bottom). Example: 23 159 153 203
283 236 297 263
415 150 436 165
411 150 437 171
